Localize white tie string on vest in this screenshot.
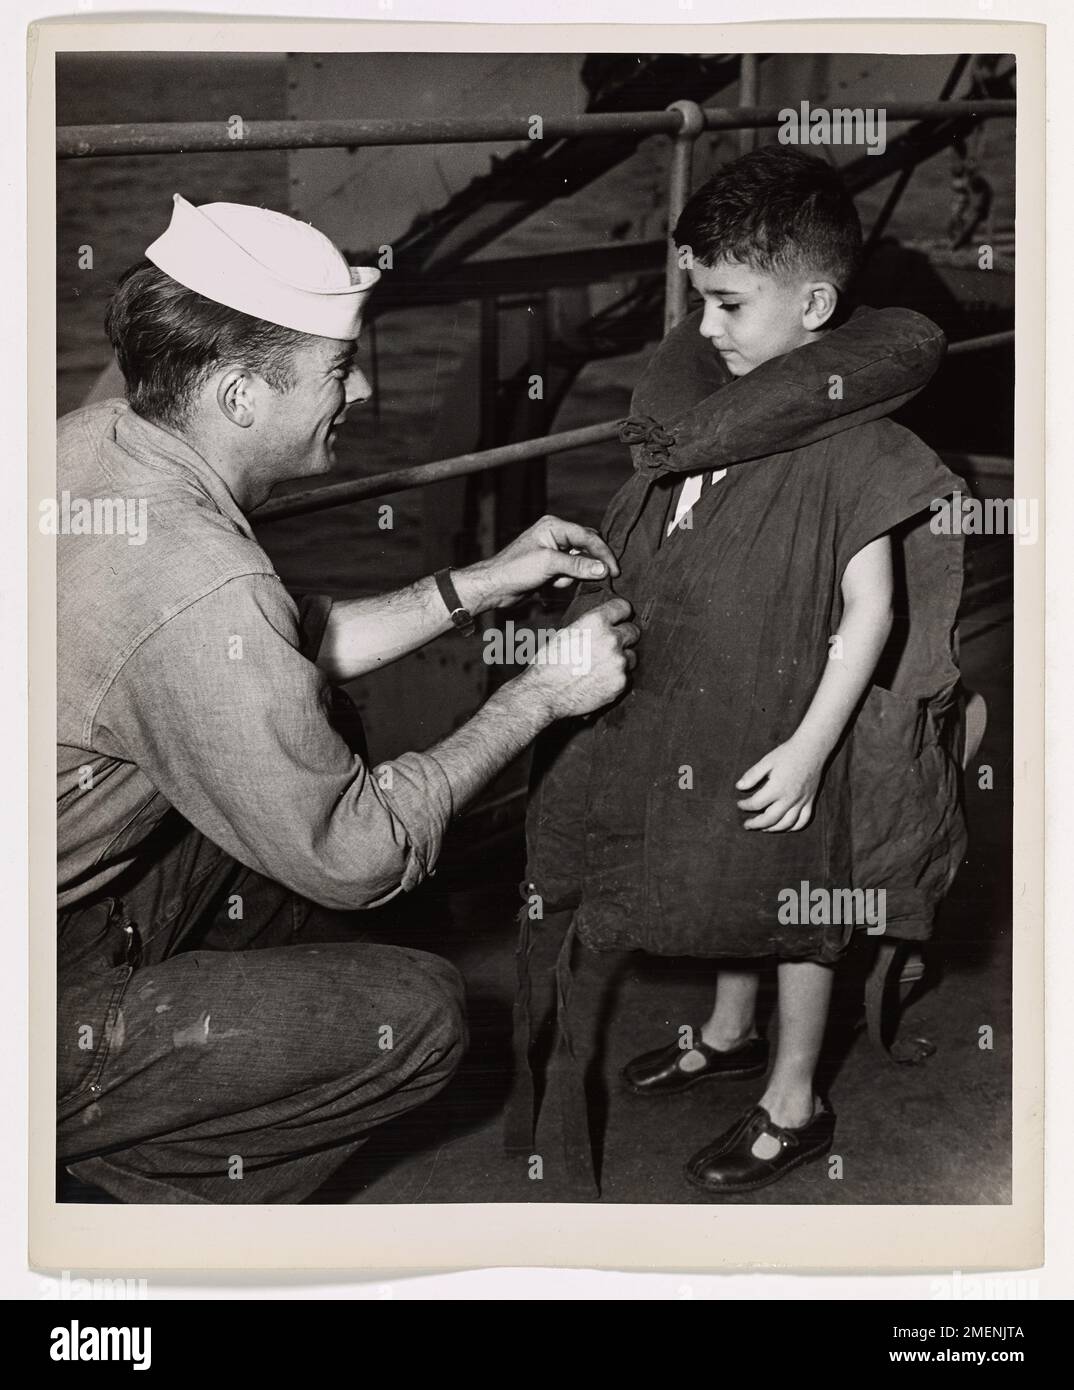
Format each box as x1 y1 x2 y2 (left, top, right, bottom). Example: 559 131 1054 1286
145 194 380 340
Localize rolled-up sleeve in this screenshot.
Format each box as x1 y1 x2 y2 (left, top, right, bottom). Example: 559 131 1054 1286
92 573 454 910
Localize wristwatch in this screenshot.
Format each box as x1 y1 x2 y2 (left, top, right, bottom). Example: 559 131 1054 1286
433 568 477 637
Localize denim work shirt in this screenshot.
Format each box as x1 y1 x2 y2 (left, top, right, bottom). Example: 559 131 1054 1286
56 401 453 913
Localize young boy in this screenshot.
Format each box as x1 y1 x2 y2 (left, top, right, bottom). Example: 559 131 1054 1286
521 147 967 1195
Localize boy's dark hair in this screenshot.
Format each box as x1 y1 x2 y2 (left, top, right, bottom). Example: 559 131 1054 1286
673 146 863 291
105 261 313 430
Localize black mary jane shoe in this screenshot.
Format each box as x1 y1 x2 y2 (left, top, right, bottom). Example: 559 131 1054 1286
622 1034 769 1096
684 1103 836 1196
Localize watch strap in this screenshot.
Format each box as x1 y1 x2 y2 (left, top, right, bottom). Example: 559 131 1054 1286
433 568 477 636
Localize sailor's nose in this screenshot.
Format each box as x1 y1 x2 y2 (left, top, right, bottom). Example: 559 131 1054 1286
344 365 373 405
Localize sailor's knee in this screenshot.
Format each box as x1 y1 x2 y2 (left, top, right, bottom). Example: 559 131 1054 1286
358 946 467 1067
278 943 468 1087
404 953 468 1062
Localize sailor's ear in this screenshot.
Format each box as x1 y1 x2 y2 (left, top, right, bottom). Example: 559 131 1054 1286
216 368 256 428
802 281 839 331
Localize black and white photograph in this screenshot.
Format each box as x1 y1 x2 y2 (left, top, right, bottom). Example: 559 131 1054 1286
27 16 1045 1276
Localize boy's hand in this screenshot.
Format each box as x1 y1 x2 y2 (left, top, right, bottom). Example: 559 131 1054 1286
735 736 825 832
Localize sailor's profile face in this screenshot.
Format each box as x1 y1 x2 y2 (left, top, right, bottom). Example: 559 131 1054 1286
267 332 373 480
690 259 832 376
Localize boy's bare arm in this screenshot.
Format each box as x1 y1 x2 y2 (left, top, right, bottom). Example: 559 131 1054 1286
735 534 894 832
786 535 894 761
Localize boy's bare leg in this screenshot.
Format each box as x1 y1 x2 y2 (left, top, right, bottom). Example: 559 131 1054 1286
756 960 833 1135
683 960 837 1188
677 968 762 1071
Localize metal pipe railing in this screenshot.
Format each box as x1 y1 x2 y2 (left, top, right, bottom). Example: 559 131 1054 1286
254 325 1012 522
738 56 759 155
62 91 1015 528
663 100 706 333
57 95 1016 377
56 101 1015 158
947 329 1014 355
254 419 623 523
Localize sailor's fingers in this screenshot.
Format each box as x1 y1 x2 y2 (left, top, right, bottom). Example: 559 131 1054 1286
539 518 620 579
588 596 633 626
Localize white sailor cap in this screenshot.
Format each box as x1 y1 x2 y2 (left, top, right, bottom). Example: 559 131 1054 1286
144 194 380 341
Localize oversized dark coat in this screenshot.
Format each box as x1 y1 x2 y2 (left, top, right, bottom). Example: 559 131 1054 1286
524 306 968 963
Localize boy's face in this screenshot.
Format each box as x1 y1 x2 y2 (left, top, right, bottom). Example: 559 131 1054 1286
689 258 834 376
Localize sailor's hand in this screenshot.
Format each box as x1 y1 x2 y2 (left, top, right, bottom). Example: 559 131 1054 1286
461 515 620 611
735 737 823 832
525 597 638 719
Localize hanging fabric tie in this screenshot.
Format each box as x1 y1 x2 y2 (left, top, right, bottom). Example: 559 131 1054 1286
504 892 538 1155
619 414 676 466
504 882 600 1198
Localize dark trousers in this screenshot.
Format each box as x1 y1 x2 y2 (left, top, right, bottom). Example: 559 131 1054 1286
57 816 467 1203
